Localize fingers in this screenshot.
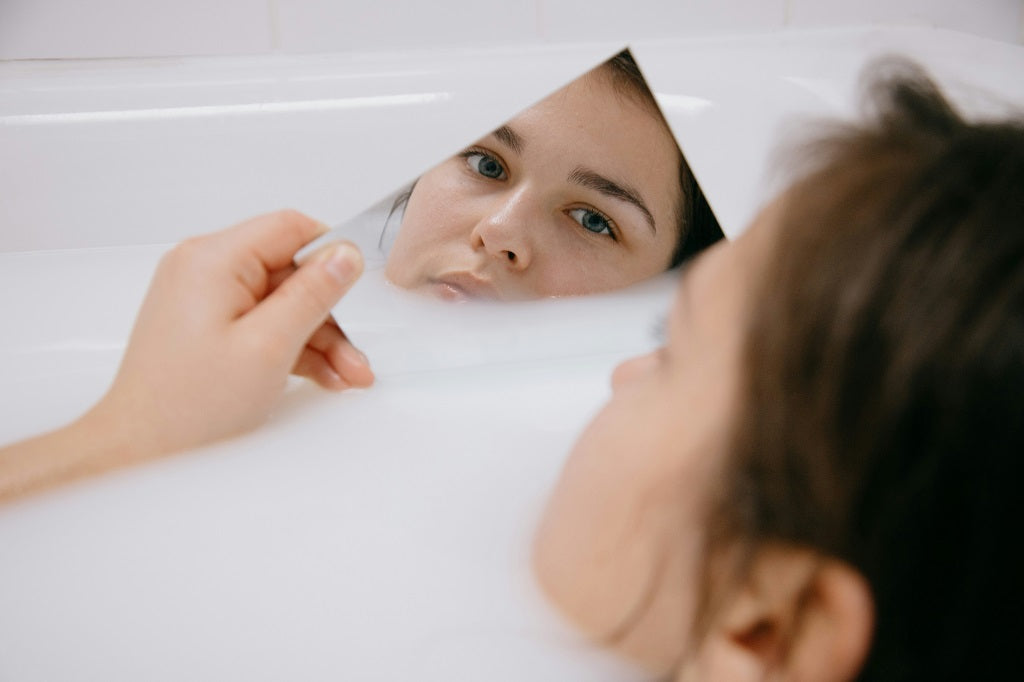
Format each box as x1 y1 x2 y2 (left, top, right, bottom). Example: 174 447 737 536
293 323 375 390
212 209 330 273
293 347 348 390
245 241 364 362
265 265 295 295
306 321 374 388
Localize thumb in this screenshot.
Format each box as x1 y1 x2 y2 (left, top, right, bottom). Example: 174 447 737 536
248 241 363 352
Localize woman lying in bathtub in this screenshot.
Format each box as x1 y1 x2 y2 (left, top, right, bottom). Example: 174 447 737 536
383 50 723 301
2 62 1022 680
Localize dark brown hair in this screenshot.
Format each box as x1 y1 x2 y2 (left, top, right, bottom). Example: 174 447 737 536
704 61 1024 679
603 50 724 267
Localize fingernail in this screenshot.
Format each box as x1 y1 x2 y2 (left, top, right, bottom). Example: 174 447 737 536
323 243 361 284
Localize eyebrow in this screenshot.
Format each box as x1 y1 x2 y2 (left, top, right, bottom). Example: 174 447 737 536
568 167 657 235
492 125 525 155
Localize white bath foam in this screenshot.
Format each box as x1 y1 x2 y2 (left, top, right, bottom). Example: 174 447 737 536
0 324 652 682
0 240 666 681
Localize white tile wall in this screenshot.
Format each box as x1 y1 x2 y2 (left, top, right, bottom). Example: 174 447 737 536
0 0 273 60
786 0 1024 45
0 1 1021 61
275 0 541 53
540 0 785 41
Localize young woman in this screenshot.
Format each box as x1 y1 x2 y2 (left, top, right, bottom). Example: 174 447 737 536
2 62 1021 679
384 51 723 301
533 62 1024 679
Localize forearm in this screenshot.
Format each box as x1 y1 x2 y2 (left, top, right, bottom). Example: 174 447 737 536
0 405 133 505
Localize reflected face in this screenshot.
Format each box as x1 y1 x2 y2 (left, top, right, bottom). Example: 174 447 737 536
384 68 682 301
532 203 780 674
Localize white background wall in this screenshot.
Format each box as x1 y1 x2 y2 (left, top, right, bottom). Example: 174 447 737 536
1 0 1022 61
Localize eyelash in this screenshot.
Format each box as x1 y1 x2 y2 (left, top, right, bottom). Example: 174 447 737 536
459 147 508 181
457 145 620 243
567 206 619 242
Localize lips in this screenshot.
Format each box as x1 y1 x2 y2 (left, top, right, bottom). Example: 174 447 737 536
430 272 499 302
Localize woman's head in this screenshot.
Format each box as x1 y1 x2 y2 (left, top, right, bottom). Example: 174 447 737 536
534 61 1024 680
384 51 722 301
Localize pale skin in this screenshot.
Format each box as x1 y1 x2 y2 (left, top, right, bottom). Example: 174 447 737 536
0 210 373 504
533 197 875 681
385 67 682 301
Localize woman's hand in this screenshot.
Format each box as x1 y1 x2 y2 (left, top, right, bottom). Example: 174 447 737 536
1 210 372 503
98 209 373 456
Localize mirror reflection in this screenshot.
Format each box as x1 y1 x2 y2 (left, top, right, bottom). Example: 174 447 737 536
323 49 723 302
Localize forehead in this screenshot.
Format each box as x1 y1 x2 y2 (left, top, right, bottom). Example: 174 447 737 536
505 69 682 218
512 70 674 153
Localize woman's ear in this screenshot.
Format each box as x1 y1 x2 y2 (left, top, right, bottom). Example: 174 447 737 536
686 547 873 682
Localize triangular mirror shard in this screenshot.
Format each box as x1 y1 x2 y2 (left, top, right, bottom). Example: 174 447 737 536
313 48 723 302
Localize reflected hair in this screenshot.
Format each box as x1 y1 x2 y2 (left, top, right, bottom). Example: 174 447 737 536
602 49 724 267
698 60 1024 679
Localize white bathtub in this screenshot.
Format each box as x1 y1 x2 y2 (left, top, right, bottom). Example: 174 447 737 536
1 28 1023 681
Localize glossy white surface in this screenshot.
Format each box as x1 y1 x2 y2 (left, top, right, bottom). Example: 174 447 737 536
0 44 613 252
637 28 1024 236
6 29 1024 254
1 28 1024 681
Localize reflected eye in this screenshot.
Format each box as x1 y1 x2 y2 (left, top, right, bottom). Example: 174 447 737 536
568 207 617 240
463 151 507 180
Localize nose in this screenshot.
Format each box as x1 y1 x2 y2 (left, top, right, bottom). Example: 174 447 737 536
470 189 536 270
611 351 659 392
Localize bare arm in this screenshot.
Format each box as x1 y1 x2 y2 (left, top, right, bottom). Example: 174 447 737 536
0 210 372 504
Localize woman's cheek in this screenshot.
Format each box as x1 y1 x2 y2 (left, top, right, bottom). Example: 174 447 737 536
535 401 652 565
